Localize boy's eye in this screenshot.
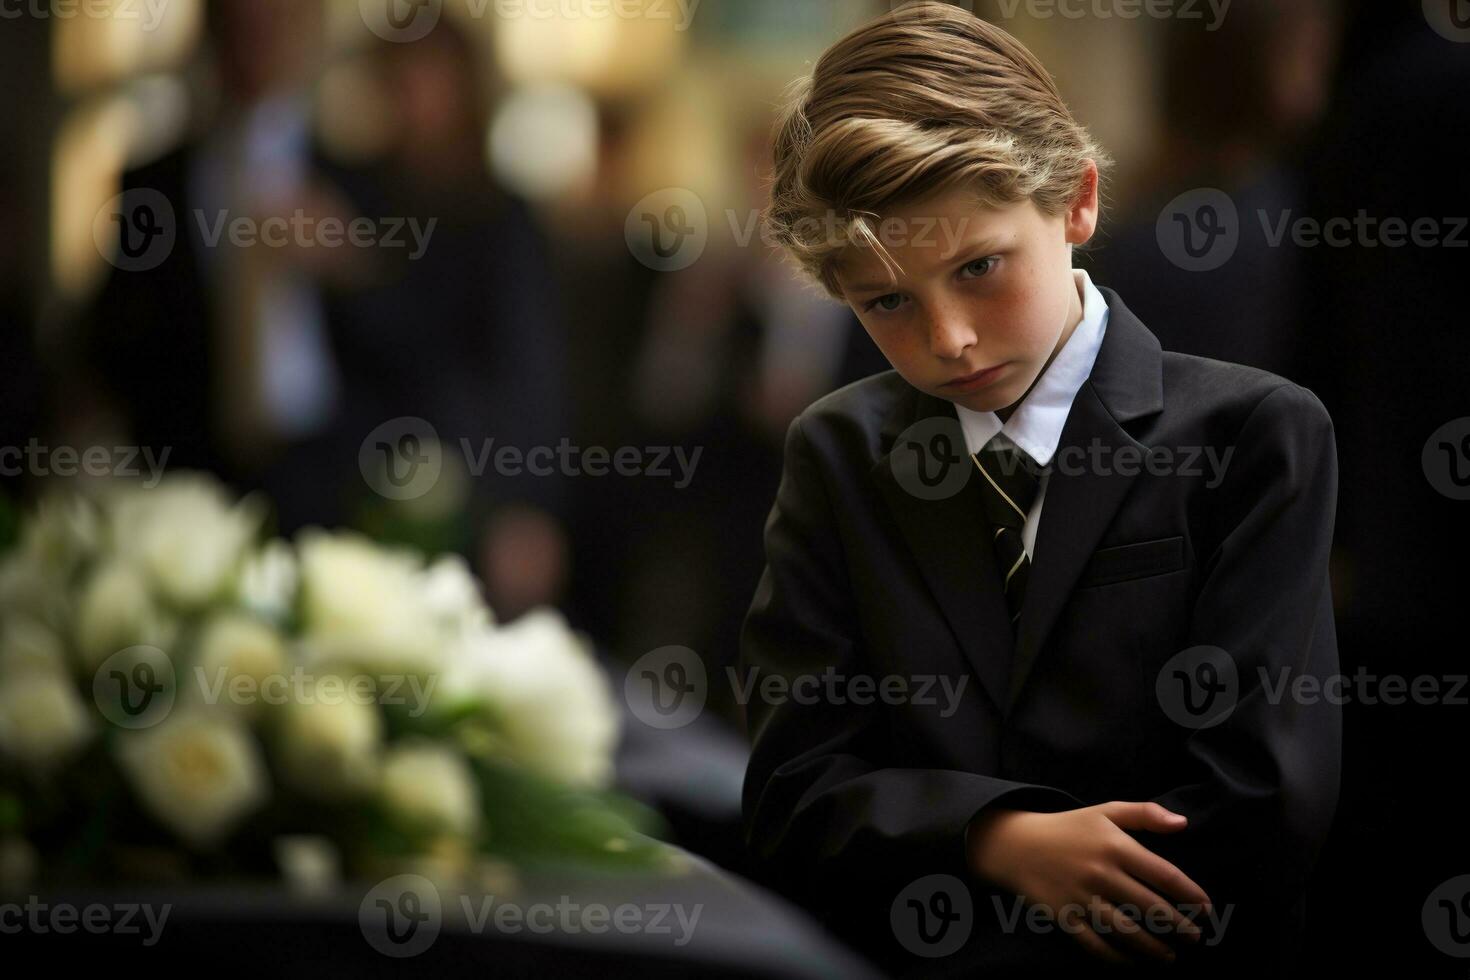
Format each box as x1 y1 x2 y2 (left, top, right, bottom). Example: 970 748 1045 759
861 256 999 314
962 256 998 278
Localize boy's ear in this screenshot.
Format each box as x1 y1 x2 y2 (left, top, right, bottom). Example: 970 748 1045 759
1064 159 1100 247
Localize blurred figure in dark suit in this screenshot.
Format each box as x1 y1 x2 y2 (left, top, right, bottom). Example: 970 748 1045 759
81 2 571 616
328 20 572 619
619 120 888 727
1089 0 1339 378
0 167 44 507
1296 0 1470 970
80 0 346 516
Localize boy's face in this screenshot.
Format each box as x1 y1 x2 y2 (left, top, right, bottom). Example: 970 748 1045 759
834 165 1098 418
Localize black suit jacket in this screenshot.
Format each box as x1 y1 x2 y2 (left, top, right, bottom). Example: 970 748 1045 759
738 287 1341 976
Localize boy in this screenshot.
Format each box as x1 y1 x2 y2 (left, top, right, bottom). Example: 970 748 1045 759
738 3 1340 975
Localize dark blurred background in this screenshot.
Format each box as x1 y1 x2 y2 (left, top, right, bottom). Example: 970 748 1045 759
2 0 1467 971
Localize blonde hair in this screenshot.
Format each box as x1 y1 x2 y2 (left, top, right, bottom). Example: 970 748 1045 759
763 0 1112 301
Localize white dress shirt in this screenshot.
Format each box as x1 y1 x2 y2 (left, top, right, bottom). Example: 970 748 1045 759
954 268 1110 558
191 96 340 441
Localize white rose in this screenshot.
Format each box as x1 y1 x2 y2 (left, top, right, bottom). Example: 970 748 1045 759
295 530 441 674
18 493 102 575
74 559 177 672
114 711 268 847
379 739 481 839
0 617 68 679
0 672 94 769
420 554 494 637
0 554 70 634
236 540 298 624
440 609 620 788
190 614 288 717
276 677 383 799
107 474 262 610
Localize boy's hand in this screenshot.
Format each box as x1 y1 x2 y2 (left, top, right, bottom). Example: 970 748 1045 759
965 801 1212 966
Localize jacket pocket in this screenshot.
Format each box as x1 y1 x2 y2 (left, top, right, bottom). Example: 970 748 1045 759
1077 535 1186 588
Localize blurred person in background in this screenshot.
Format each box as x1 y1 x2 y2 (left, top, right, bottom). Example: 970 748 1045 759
79 0 349 525
620 117 889 726
79 0 570 619
0 167 45 509
1089 0 1340 378
326 18 572 621
1294 0 1470 969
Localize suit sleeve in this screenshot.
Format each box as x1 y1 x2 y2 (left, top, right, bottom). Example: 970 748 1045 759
1138 383 1342 960
739 413 1083 938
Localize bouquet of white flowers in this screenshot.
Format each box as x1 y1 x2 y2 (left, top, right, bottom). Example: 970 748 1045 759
0 473 670 891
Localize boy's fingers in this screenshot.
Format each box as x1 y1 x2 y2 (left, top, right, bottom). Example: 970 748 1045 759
1065 915 1134 966
1117 841 1213 910
1098 873 1204 944
1090 898 1178 964
1099 800 1187 832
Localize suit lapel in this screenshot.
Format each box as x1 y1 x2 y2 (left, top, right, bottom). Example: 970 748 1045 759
869 286 1164 720
871 386 1016 715
1009 288 1165 711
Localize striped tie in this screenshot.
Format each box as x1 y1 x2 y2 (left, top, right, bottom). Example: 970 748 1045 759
972 435 1042 624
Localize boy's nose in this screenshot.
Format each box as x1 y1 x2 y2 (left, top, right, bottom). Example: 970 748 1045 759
925 308 978 360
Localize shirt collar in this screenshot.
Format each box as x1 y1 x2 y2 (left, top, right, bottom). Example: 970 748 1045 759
954 267 1110 467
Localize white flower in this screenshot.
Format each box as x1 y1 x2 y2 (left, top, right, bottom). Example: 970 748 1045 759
0 554 70 635
421 554 494 637
236 540 298 624
439 609 620 788
295 530 443 674
191 613 288 717
273 835 341 895
17 493 102 576
0 672 94 769
276 677 384 799
114 711 268 847
379 739 481 839
74 558 177 672
106 474 262 610
0 617 69 680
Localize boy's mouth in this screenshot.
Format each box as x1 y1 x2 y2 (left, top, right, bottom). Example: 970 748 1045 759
942 363 1009 392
